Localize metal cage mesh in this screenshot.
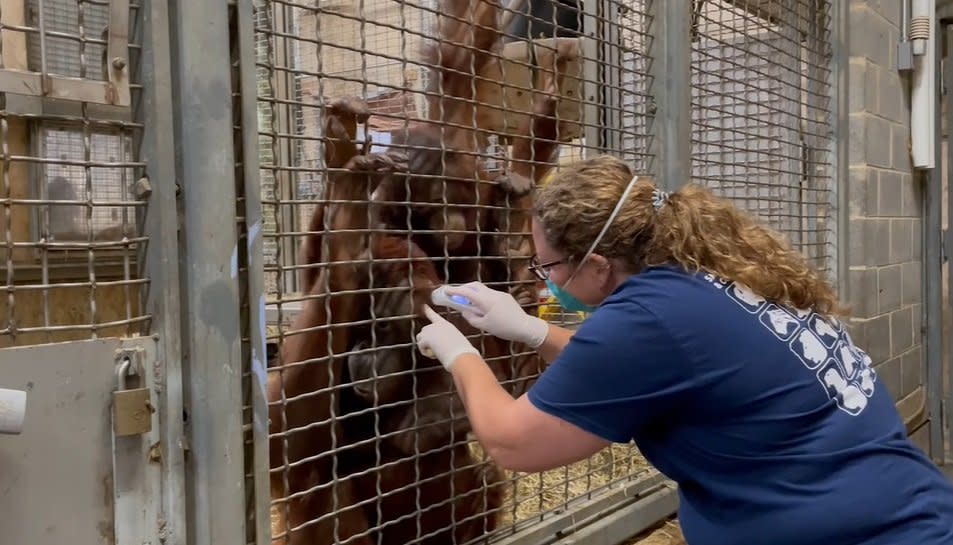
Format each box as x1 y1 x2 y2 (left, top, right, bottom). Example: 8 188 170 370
690 0 835 274
253 0 836 543
25 0 110 81
0 1 146 349
256 0 655 543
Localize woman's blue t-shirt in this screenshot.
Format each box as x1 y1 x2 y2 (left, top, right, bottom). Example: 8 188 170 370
527 265 953 545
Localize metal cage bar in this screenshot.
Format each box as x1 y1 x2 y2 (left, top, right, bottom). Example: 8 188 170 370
925 17 944 463
647 0 692 192
168 0 247 543
137 0 187 541
234 0 273 542
946 22 953 469
831 0 848 296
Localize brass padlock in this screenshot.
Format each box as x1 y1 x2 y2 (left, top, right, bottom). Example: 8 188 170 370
113 358 152 437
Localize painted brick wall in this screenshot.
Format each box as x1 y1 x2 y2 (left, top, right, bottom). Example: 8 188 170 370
845 0 928 452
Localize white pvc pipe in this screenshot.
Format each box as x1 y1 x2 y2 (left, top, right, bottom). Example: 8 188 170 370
911 0 936 169
0 388 27 435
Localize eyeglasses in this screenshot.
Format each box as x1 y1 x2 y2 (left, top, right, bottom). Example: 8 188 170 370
528 254 564 281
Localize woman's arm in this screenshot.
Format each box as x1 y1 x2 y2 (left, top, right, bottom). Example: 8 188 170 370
537 323 575 362
415 305 610 472
449 353 610 472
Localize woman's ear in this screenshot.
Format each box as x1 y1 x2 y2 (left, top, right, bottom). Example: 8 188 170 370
588 253 611 271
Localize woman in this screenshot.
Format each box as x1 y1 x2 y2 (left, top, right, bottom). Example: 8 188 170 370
416 155 953 545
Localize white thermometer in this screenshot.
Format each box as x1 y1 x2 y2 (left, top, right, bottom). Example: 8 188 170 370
430 285 484 316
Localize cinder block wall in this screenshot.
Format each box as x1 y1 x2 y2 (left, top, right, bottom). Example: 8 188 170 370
846 0 928 452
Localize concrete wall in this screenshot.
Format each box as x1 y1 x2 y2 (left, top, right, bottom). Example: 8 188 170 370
845 0 929 452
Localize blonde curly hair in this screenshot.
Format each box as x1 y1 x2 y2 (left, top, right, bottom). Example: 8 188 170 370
533 154 847 317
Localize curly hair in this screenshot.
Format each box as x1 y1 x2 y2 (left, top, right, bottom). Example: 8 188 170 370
532 154 847 317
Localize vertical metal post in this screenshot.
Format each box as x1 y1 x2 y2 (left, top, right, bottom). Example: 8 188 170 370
235 0 272 541
169 0 247 543
924 22 944 462
581 0 601 157
831 0 850 295
139 0 188 542
271 3 298 294
647 0 691 191
601 0 622 154
937 23 953 462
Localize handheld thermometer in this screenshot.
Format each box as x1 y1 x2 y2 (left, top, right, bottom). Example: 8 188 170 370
430 285 484 316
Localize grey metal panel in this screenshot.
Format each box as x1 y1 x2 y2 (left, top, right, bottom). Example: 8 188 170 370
647 0 691 192
0 337 159 545
235 0 272 541
139 0 188 541
169 0 247 543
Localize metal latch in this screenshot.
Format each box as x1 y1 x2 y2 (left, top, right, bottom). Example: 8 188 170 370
112 352 153 437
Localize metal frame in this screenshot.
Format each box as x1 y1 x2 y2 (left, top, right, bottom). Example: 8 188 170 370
600 0 623 154
267 1 301 294
925 19 944 464
138 0 187 541
0 0 131 107
647 0 691 192
168 0 247 543
831 0 849 297
936 17 953 464
234 0 272 541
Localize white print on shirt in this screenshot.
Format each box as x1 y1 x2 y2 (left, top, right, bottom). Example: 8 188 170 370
726 282 767 313
702 275 877 417
759 305 800 341
791 329 826 369
703 273 727 290
809 315 839 348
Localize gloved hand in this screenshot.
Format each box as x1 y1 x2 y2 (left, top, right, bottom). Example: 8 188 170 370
416 305 481 371
445 282 549 348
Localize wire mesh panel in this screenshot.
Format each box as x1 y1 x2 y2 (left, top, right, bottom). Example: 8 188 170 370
0 1 146 349
25 0 110 81
0 0 130 106
254 0 655 543
690 0 835 274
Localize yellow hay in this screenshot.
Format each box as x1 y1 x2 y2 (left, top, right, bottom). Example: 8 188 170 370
466 441 652 526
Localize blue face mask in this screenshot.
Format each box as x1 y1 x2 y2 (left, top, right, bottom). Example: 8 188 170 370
546 277 597 313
